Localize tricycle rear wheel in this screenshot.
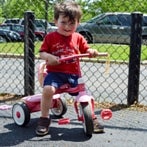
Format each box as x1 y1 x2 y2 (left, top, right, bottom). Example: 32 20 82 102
12 102 30 126
51 98 67 117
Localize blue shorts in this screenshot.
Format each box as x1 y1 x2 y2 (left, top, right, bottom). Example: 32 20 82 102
43 72 79 89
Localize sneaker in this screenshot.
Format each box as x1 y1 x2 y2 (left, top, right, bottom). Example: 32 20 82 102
93 117 104 133
36 117 51 136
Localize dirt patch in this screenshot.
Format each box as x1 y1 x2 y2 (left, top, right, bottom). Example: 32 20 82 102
0 93 23 102
1 93 147 112
94 101 147 112
67 99 147 112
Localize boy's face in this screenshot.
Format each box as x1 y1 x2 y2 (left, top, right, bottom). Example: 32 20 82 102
55 15 79 36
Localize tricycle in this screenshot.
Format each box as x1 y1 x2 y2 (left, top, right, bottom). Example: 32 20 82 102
12 52 111 137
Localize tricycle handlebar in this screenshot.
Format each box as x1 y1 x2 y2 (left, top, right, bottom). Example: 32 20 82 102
59 52 108 63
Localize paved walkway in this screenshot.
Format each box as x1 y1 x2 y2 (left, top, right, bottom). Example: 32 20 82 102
0 103 147 147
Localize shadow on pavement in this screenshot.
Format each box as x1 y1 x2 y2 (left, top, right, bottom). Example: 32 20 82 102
0 117 91 146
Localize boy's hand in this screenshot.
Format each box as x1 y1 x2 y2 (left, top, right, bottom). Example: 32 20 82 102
40 52 60 65
87 49 99 57
46 54 60 65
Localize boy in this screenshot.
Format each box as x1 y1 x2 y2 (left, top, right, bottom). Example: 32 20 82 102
36 0 104 136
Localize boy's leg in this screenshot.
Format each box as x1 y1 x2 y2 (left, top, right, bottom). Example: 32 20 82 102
35 72 79 136
36 85 56 136
93 117 104 133
91 98 104 133
41 86 55 117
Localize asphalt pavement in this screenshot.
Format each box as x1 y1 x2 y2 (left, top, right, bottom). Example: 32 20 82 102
0 102 147 147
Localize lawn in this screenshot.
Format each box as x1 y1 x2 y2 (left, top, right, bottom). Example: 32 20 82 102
0 41 147 61
0 42 41 55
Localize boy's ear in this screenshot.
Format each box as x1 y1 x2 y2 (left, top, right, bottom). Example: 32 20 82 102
54 19 57 26
77 20 80 24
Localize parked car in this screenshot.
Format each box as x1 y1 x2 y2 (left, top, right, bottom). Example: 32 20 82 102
3 18 57 32
76 12 147 44
0 29 22 43
0 24 24 40
48 22 55 26
0 23 46 41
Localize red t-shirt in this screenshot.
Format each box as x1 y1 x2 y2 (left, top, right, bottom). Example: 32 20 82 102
40 31 89 76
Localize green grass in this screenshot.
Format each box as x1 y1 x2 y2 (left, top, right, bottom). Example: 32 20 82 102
89 43 147 61
0 41 147 61
0 41 41 55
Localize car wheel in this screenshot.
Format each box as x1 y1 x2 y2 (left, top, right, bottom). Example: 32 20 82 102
0 36 7 43
80 32 93 43
35 35 43 41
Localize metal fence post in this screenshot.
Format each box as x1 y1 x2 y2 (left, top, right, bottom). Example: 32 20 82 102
127 12 143 105
24 11 35 96
44 0 49 35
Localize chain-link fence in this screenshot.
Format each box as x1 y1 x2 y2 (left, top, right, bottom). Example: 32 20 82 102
0 0 147 107
1 1 147 146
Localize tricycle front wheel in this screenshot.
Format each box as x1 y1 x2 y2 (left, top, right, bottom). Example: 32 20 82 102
80 102 93 137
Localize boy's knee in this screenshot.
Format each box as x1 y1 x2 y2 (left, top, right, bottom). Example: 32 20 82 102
43 85 56 95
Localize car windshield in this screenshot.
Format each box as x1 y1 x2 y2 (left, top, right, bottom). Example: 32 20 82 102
0 26 10 30
87 14 105 23
143 16 147 26
5 19 20 24
12 25 24 32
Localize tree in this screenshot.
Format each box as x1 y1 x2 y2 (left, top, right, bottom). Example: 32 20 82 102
1 0 54 19
1 0 147 21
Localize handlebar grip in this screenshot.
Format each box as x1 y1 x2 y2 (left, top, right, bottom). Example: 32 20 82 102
97 52 109 57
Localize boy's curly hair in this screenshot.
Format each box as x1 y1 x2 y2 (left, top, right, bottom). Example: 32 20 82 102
54 1 82 22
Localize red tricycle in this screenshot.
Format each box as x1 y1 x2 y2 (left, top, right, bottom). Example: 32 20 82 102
12 52 110 137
